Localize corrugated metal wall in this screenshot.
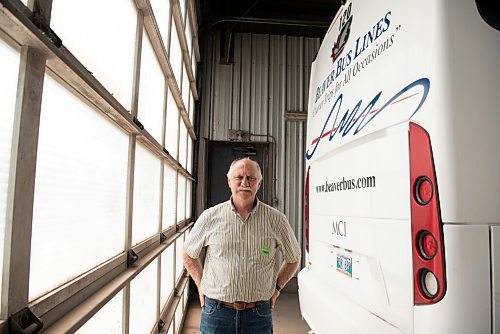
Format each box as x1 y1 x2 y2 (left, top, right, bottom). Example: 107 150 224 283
196 30 320 250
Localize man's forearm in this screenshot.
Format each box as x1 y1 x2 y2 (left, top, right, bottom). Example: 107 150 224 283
276 259 301 289
182 247 203 288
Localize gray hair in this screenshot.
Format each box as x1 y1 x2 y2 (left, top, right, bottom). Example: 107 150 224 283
226 157 263 181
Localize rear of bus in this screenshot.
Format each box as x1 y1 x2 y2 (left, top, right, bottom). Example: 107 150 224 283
298 0 500 333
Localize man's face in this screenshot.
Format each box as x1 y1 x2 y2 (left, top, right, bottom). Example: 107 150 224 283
227 160 262 202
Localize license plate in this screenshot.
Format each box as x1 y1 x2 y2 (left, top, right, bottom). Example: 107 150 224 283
336 254 352 277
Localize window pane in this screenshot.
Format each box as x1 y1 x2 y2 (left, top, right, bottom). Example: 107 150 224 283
50 0 137 109
189 92 194 126
185 19 192 57
187 138 193 174
170 21 183 86
76 291 123 334
175 296 183 333
150 0 170 49
186 180 192 220
183 282 189 308
178 122 187 167
176 175 186 222
130 259 158 334
138 31 165 143
0 38 21 309
175 235 184 281
182 64 190 109
191 51 197 79
30 74 128 300
165 89 179 159
132 143 161 245
162 164 177 230
160 243 174 309
179 0 186 24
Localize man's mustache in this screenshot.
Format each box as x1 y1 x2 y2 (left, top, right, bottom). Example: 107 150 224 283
238 186 252 191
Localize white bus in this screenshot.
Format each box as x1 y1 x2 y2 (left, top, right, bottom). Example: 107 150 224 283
298 0 500 333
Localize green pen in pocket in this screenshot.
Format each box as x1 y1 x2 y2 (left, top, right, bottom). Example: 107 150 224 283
261 244 270 256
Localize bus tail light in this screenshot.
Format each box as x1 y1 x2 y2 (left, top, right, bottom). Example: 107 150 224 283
305 166 310 253
420 269 439 298
409 122 446 304
418 231 438 260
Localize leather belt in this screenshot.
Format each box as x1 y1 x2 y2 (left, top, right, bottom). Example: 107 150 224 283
220 300 261 310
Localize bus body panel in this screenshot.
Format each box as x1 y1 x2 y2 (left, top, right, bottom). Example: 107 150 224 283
300 0 500 332
414 225 491 334
410 0 500 224
492 226 500 334
298 269 405 334
305 0 500 224
307 123 413 332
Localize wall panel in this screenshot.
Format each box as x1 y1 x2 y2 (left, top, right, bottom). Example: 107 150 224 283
197 30 321 254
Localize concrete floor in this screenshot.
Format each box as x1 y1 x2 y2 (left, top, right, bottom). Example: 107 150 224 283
181 293 311 334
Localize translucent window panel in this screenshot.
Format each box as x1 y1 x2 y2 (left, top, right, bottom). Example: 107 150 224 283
150 0 171 49
189 92 194 126
181 64 190 108
185 180 192 220
30 74 128 300
191 51 197 79
160 243 174 308
132 143 161 245
183 282 189 308
187 138 193 174
162 164 177 230
175 297 183 333
76 290 123 334
169 21 183 86
130 259 158 334
137 32 165 143
0 38 21 307
178 122 187 167
185 19 193 57
50 0 136 109
165 89 179 159
167 323 173 334
176 175 186 222
175 236 184 281
179 0 186 24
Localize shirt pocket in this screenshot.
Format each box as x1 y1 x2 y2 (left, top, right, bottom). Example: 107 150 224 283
251 237 277 267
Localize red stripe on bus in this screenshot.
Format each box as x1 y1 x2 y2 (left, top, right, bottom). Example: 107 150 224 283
310 92 420 145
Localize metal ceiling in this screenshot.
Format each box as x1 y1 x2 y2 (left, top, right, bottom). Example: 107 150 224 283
197 0 342 39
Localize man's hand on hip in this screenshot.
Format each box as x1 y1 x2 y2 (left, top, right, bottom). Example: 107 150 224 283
270 289 280 308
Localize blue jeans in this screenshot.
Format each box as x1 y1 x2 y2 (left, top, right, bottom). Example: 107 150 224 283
200 297 273 334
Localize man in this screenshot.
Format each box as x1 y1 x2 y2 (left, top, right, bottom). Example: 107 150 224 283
183 157 301 334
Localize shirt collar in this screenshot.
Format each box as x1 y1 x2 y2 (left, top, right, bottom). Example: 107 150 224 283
229 196 260 215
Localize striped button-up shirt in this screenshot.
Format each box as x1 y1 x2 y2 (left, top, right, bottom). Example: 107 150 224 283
184 198 301 303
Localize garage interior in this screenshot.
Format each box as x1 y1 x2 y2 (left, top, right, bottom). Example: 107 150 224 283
0 0 340 333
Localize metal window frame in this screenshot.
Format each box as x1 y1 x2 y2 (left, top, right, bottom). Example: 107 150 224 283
0 0 52 326
186 0 200 63
170 0 199 101
0 0 194 180
0 0 198 332
22 223 193 333
1 43 46 320
134 0 197 140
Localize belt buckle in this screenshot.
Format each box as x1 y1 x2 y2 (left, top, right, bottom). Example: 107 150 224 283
234 301 246 310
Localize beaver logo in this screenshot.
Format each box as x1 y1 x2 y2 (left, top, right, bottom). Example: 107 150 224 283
331 3 353 63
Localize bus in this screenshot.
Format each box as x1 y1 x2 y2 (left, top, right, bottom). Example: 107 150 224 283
298 0 500 333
